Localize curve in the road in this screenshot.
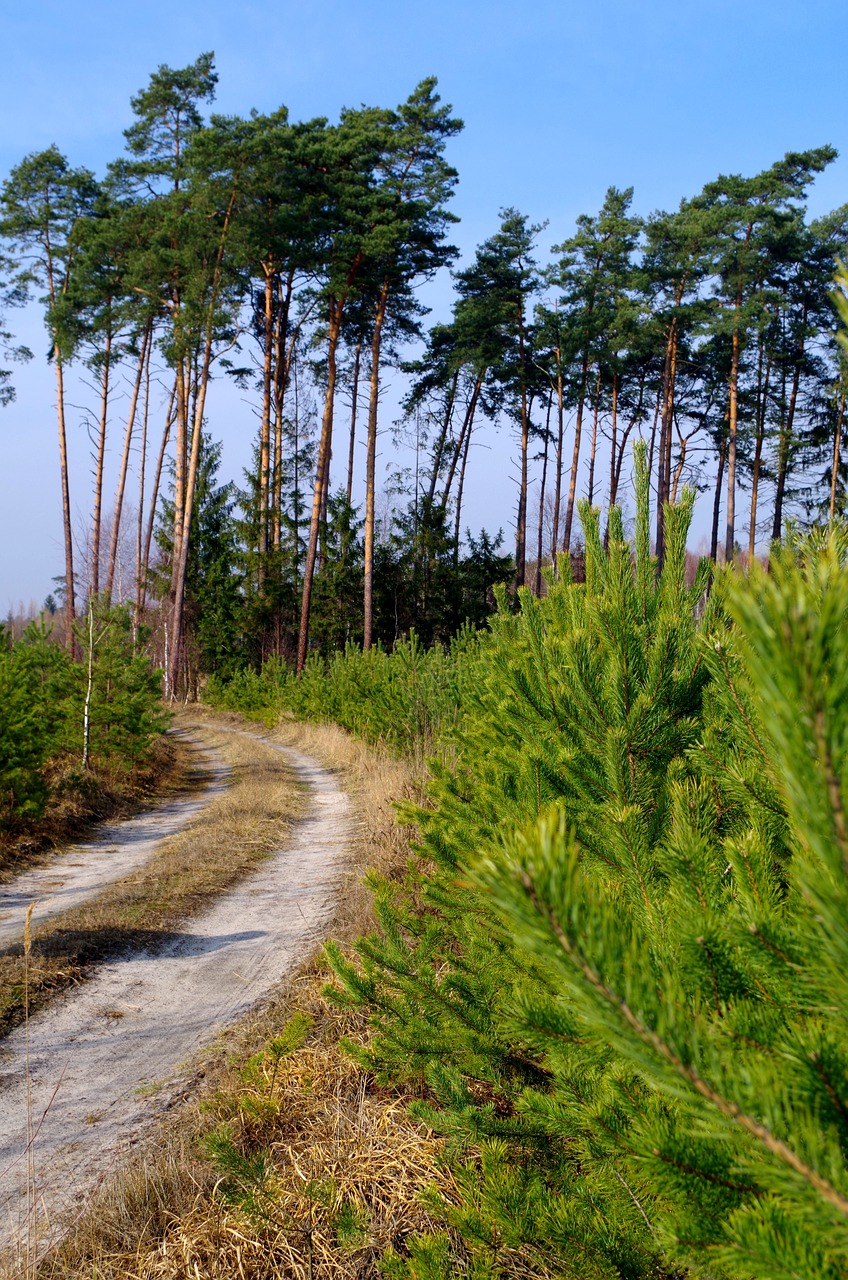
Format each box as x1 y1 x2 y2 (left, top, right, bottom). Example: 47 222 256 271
0 731 350 1262
0 734 231 952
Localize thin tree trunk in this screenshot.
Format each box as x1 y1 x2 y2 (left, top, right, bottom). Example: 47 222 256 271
272 269 295 551
724 324 741 564
91 324 112 597
346 336 362 504
55 353 76 650
748 339 772 562
364 279 390 652
562 351 590 554
608 371 618 506
169 188 238 694
611 371 646 506
513 307 530 588
134 340 152 637
297 251 363 673
830 389 846 520
711 432 727 562
441 376 483 509
586 367 602 506
535 392 552 595
105 322 151 602
140 379 177 618
259 268 274 572
171 356 189 584
656 319 679 569
426 368 459 503
551 344 564 568
771 326 805 543
453 414 474 566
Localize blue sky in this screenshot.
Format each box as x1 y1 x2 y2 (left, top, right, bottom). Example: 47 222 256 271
1 0 844 607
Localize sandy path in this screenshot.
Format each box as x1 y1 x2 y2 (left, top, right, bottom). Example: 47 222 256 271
0 732 350 1257
0 734 231 951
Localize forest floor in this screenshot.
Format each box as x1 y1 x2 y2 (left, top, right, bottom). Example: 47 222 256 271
0 714 352 1268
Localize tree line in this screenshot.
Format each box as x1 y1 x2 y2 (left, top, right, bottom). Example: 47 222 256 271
1 53 846 693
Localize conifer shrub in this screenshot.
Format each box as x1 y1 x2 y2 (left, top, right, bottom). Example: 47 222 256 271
325 449 848 1278
0 606 167 839
209 629 473 758
327 444 716 1277
0 625 51 829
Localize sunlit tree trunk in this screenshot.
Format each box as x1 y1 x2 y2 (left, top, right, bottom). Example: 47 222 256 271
364 277 390 651
91 321 112 597
562 351 590 554
346 336 362 504
105 321 151 602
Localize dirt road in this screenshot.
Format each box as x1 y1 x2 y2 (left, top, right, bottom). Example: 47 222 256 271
0 734 230 951
0 729 350 1259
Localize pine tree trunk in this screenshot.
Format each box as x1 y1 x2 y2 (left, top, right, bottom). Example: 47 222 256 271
551 345 564 568
426 368 459 504
453 415 474 565
259 268 274 573
297 252 362 673
441 376 482 509
586 367 602 507
140 379 177 619
562 352 590 554
711 432 727 562
771 329 805 543
535 392 552 595
346 337 362 505
91 324 112 597
830 389 845 520
748 338 772 562
134 347 151 638
55 351 76 651
272 270 295 551
105 322 151 603
724 325 741 564
513 306 530 588
364 279 390 652
172 356 189 584
611 372 645 507
656 319 678 570
168 189 238 695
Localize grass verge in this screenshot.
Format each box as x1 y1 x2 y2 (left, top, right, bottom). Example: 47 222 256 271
28 711 451 1280
0 716 306 1039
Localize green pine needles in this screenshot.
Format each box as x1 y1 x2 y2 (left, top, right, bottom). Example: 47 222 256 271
326 443 848 1279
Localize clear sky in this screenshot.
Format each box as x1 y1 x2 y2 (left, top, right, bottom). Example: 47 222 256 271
0 0 844 609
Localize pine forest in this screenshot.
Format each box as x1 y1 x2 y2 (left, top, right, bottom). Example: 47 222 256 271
1 48 848 1280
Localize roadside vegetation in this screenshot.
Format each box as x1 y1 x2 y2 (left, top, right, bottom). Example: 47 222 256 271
36 452 848 1280
0 604 169 860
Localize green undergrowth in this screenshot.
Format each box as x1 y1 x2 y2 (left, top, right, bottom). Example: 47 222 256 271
207 627 476 761
185 445 848 1279
0 602 167 843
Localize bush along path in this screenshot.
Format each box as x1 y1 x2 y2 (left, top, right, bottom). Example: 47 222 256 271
0 721 351 1263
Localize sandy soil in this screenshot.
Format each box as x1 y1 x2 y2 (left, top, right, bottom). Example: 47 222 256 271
0 734 231 952
0 729 350 1259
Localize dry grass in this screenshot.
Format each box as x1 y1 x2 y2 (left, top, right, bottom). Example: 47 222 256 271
23 710 454 1280
38 989 454 1280
0 718 306 1038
